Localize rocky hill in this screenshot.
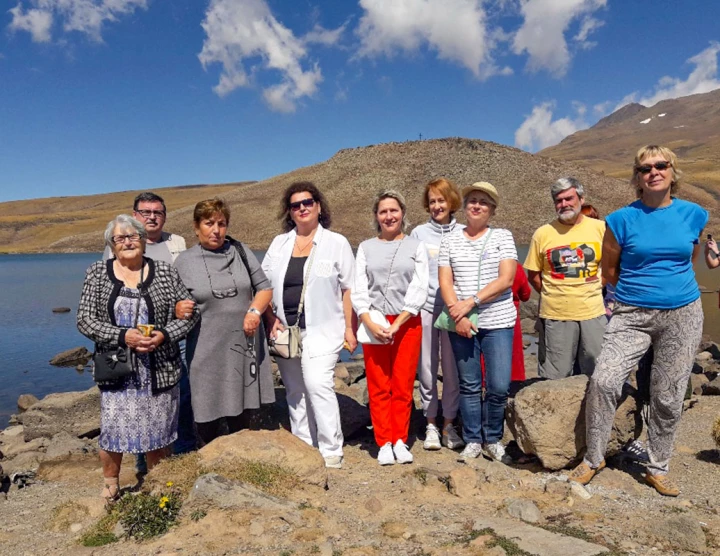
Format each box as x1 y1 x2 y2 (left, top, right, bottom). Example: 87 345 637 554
540 89 720 205
44 138 639 253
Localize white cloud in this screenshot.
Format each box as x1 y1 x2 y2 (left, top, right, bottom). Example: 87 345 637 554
8 0 146 43
8 4 53 43
198 0 325 113
356 0 503 79
515 101 588 152
303 23 347 46
636 42 720 106
512 0 606 76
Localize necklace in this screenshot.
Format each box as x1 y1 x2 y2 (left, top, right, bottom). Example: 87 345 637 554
295 230 316 254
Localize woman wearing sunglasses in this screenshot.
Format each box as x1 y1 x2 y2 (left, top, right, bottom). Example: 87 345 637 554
352 189 429 466
262 182 356 469
174 198 275 446
570 145 707 497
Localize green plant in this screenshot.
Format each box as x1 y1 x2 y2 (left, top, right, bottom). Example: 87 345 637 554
79 513 119 547
116 490 182 541
190 509 207 522
458 527 532 555
541 524 593 542
413 468 428 485
310 545 320 554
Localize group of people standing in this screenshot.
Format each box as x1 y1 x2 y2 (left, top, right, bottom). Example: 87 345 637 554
77 143 710 503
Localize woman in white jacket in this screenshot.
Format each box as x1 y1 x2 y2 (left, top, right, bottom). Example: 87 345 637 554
262 182 356 470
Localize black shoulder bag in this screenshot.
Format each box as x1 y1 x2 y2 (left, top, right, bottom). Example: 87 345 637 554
93 264 144 382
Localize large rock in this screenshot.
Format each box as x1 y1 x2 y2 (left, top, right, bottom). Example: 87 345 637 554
657 515 706 553
17 394 39 413
198 428 327 489
506 375 641 470
187 473 296 511
519 298 539 320
48 347 91 367
18 387 100 441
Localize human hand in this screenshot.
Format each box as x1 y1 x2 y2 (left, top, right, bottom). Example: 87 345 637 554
368 321 392 344
244 311 261 336
449 299 474 322
706 238 719 256
267 316 285 340
124 328 146 350
133 330 165 352
455 317 477 338
175 299 196 320
344 328 358 353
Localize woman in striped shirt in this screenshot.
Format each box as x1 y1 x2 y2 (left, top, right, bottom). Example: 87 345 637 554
438 182 517 464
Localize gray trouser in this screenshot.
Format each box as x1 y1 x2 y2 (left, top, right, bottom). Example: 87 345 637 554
584 299 703 475
418 307 460 420
537 315 606 379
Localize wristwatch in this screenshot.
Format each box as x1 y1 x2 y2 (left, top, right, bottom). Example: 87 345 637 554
247 307 262 316
472 295 482 308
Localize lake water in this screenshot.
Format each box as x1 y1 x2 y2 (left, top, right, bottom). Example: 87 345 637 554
2 250 720 429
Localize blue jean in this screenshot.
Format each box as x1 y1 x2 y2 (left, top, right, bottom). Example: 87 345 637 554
448 327 513 444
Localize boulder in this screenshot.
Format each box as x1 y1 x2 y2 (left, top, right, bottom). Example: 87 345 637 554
17 394 39 413
198 428 327 489
44 431 95 459
519 298 539 320
187 472 296 511
334 364 351 387
505 498 543 524
506 375 641 470
18 387 100 441
702 377 720 395
657 515 706 553
690 374 709 395
49 347 92 367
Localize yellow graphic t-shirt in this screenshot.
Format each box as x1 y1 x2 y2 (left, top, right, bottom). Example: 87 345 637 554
523 216 606 321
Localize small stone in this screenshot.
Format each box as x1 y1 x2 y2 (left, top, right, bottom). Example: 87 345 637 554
113 521 125 538
48 347 92 367
249 521 264 536
505 498 542 523
570 482 593 500
381 521 407 539
70 523 83 533
545 478 572 496
402 531 416 540
364 497 382 514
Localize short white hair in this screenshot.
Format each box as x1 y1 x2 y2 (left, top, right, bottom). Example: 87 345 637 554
550 177 585 202
104 214 147 247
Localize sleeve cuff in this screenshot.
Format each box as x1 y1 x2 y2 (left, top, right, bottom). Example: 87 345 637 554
402 306 420 316
155 328 169 344
118 329 128 347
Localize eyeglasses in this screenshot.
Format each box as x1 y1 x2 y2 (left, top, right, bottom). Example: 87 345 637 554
111 234 141 244
231 334 257 378
134 209 166 218
200 247 239 299
636 161 671 174
289 198 315 211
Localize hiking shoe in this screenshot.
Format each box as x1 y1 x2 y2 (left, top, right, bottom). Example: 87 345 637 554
393 440 414 464
482 442 512 465
324 455 343 469
378 442 395 466
623 439 650 463
646 473 680 497
568 460 606 485
458 442 484 462
423 424 441 451
442 423 465 450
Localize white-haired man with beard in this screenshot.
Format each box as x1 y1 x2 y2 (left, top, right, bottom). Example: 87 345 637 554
524 178 606 379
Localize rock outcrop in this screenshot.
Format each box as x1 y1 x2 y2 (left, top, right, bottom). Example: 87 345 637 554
506 375 641 470
48 347 91 367
18 387 100 441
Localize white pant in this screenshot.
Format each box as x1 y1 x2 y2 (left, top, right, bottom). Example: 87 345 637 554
417 307 460 420
276 348 344 458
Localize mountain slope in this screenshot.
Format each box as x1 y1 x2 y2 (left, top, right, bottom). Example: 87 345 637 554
45 138 638 253
540 89 720 201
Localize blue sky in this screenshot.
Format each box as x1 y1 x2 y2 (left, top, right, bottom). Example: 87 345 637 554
1 0 718 202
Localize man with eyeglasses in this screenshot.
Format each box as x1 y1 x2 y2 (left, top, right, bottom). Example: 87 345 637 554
523 177 606 380
103 192 195 471
103 192 186 263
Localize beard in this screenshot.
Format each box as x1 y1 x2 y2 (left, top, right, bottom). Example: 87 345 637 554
557 207 580 223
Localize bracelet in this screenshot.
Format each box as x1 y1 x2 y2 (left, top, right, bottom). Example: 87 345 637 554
247 307 262 316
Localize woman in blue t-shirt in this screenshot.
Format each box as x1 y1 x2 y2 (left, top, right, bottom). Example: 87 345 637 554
569 145 707 497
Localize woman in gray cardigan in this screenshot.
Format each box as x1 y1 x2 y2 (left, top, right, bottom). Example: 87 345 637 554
174 199 275 446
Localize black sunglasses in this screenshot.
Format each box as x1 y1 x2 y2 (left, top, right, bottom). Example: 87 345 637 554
289 198 316 211
636 161 671 174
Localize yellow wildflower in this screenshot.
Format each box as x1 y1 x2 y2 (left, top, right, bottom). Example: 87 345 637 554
166 481 174 487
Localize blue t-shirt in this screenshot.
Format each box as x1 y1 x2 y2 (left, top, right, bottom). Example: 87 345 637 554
606 198 708 309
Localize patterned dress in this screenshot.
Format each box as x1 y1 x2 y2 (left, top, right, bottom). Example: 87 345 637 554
98 287 179 453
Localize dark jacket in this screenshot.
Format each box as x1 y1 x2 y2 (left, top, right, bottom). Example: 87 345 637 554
77 257 199 393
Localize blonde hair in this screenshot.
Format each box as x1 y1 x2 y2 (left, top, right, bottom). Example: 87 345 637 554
631 145 682 197
372 189 410 234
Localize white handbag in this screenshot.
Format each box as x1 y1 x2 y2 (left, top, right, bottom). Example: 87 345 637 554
357 309 391 344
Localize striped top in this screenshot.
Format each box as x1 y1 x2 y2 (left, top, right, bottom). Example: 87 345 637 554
438 227 517 329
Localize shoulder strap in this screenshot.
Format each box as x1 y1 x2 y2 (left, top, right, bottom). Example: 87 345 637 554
228 236 255 296
476 228 495 290
296 243 317 321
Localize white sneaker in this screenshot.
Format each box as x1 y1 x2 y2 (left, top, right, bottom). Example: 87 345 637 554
393 440 414 464
442 423 465 450
483 442 512 465
458 442 483 462
324 455 343 469
423 424 441 451
378 442 395 466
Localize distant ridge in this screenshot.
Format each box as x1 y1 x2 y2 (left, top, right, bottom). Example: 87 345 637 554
23 137 638 254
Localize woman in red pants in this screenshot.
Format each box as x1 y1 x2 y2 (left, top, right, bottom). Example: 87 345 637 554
352 189 429 466
511 267 532 382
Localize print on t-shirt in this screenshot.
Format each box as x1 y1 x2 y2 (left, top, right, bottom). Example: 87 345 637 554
545 242 600 281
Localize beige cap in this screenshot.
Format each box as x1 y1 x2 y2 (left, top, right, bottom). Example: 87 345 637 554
461 181 499 207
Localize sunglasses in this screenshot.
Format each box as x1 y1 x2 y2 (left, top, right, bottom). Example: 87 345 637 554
289 198 316 211
636 161 671 174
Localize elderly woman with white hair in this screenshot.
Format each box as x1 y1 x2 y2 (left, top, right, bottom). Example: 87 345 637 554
77 214 198 504
351 189 429 466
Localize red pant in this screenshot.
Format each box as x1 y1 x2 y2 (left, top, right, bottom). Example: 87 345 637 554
362 314 422 446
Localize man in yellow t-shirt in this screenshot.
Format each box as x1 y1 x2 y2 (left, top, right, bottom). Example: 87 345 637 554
524 178 606 379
